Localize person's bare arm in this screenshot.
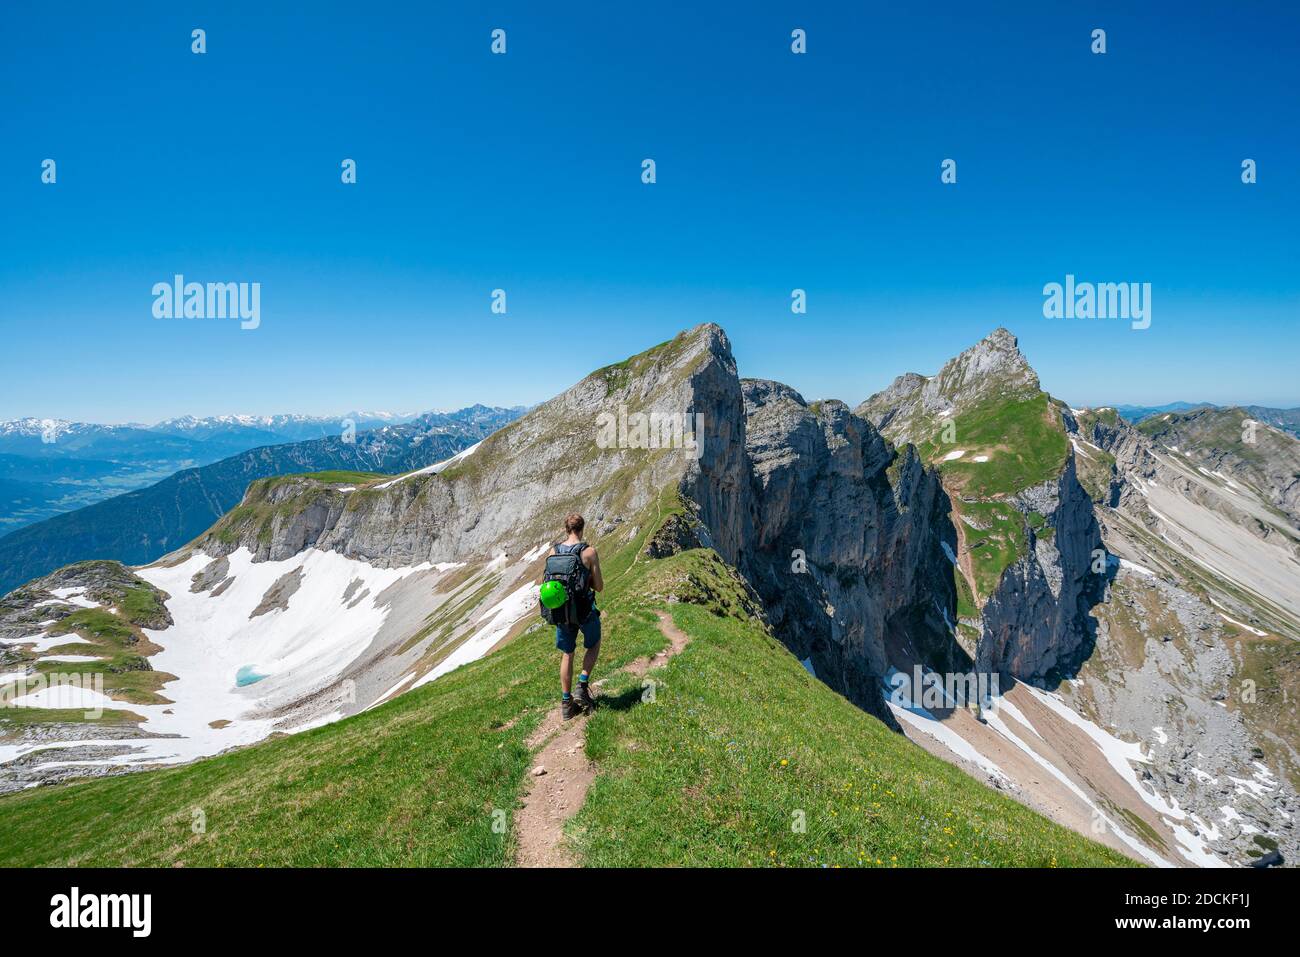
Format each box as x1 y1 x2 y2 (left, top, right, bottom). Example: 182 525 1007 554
587 547 604 592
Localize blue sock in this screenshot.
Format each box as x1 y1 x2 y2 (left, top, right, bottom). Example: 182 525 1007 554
561 691 571 700
579 672 589 684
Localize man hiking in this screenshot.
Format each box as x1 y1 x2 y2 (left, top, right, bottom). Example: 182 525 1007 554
540 513 604 720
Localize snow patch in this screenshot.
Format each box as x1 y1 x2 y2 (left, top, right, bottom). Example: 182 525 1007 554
1217 612 1267 637
523 541 554 563
373 442 482 489
2 631 89 654
35 589 101 609
1119 558 1157 578
886 701 1009 784
11 683 120 711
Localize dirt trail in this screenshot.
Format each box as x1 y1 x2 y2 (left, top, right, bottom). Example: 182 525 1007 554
513 610 689 867
626 611 690 676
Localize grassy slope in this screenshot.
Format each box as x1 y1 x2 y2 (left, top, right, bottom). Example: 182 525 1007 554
919 393 1068 500
292 470 391 484
0 501 1129 868
912 393 1068 602
577 598 1125 867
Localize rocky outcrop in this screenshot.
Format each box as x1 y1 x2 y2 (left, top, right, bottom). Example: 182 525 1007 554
728 380 959 722
976 454 1105 682
0 560 172 643
856 327 1041 445
855 328 1108 687
678 331 754 565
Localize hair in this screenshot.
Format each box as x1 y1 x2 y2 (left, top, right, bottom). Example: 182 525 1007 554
563 512 585 536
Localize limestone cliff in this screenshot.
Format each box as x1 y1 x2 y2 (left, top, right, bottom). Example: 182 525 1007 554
976 454 1105 681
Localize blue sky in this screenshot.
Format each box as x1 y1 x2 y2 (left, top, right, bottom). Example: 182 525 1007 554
2 1 1297 422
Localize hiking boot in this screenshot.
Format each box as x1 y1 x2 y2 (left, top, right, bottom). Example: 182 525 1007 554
573 682 597 712
561 697 582 720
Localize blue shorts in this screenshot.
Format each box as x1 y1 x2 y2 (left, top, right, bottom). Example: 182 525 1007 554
555 609 601 654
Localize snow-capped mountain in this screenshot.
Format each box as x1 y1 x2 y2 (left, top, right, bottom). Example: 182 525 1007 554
148 411 422 444
0 418 164 449
0 418 106 441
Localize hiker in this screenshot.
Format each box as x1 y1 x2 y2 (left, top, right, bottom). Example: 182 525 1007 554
539 513 604 720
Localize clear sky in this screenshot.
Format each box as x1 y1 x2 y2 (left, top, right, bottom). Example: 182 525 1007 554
2 1 1297 423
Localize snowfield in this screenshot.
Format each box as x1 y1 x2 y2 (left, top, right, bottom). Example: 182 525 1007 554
128 547 437 757
0 542 546 780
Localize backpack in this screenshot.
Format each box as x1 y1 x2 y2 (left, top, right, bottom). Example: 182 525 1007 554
540 542 594 627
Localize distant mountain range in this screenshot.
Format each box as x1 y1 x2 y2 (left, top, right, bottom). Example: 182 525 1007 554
1112 401 1214 422
1243 405 1300 437
0 411 425 534
1112 402 1300 436
0 406 524 595
146 411 422 444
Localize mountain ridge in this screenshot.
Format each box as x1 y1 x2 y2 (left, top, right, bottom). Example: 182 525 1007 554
1 324 1295 867
0 324 1134 867
0 406 524 595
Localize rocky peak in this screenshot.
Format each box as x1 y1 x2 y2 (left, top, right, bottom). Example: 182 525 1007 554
198 322 745 569
855 328 1040 445
929 327 1039 407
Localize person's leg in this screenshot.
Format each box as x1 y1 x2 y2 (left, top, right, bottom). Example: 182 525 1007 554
581 643 599 681
560 651 574 695
573 614 602 709
556 626 578 699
